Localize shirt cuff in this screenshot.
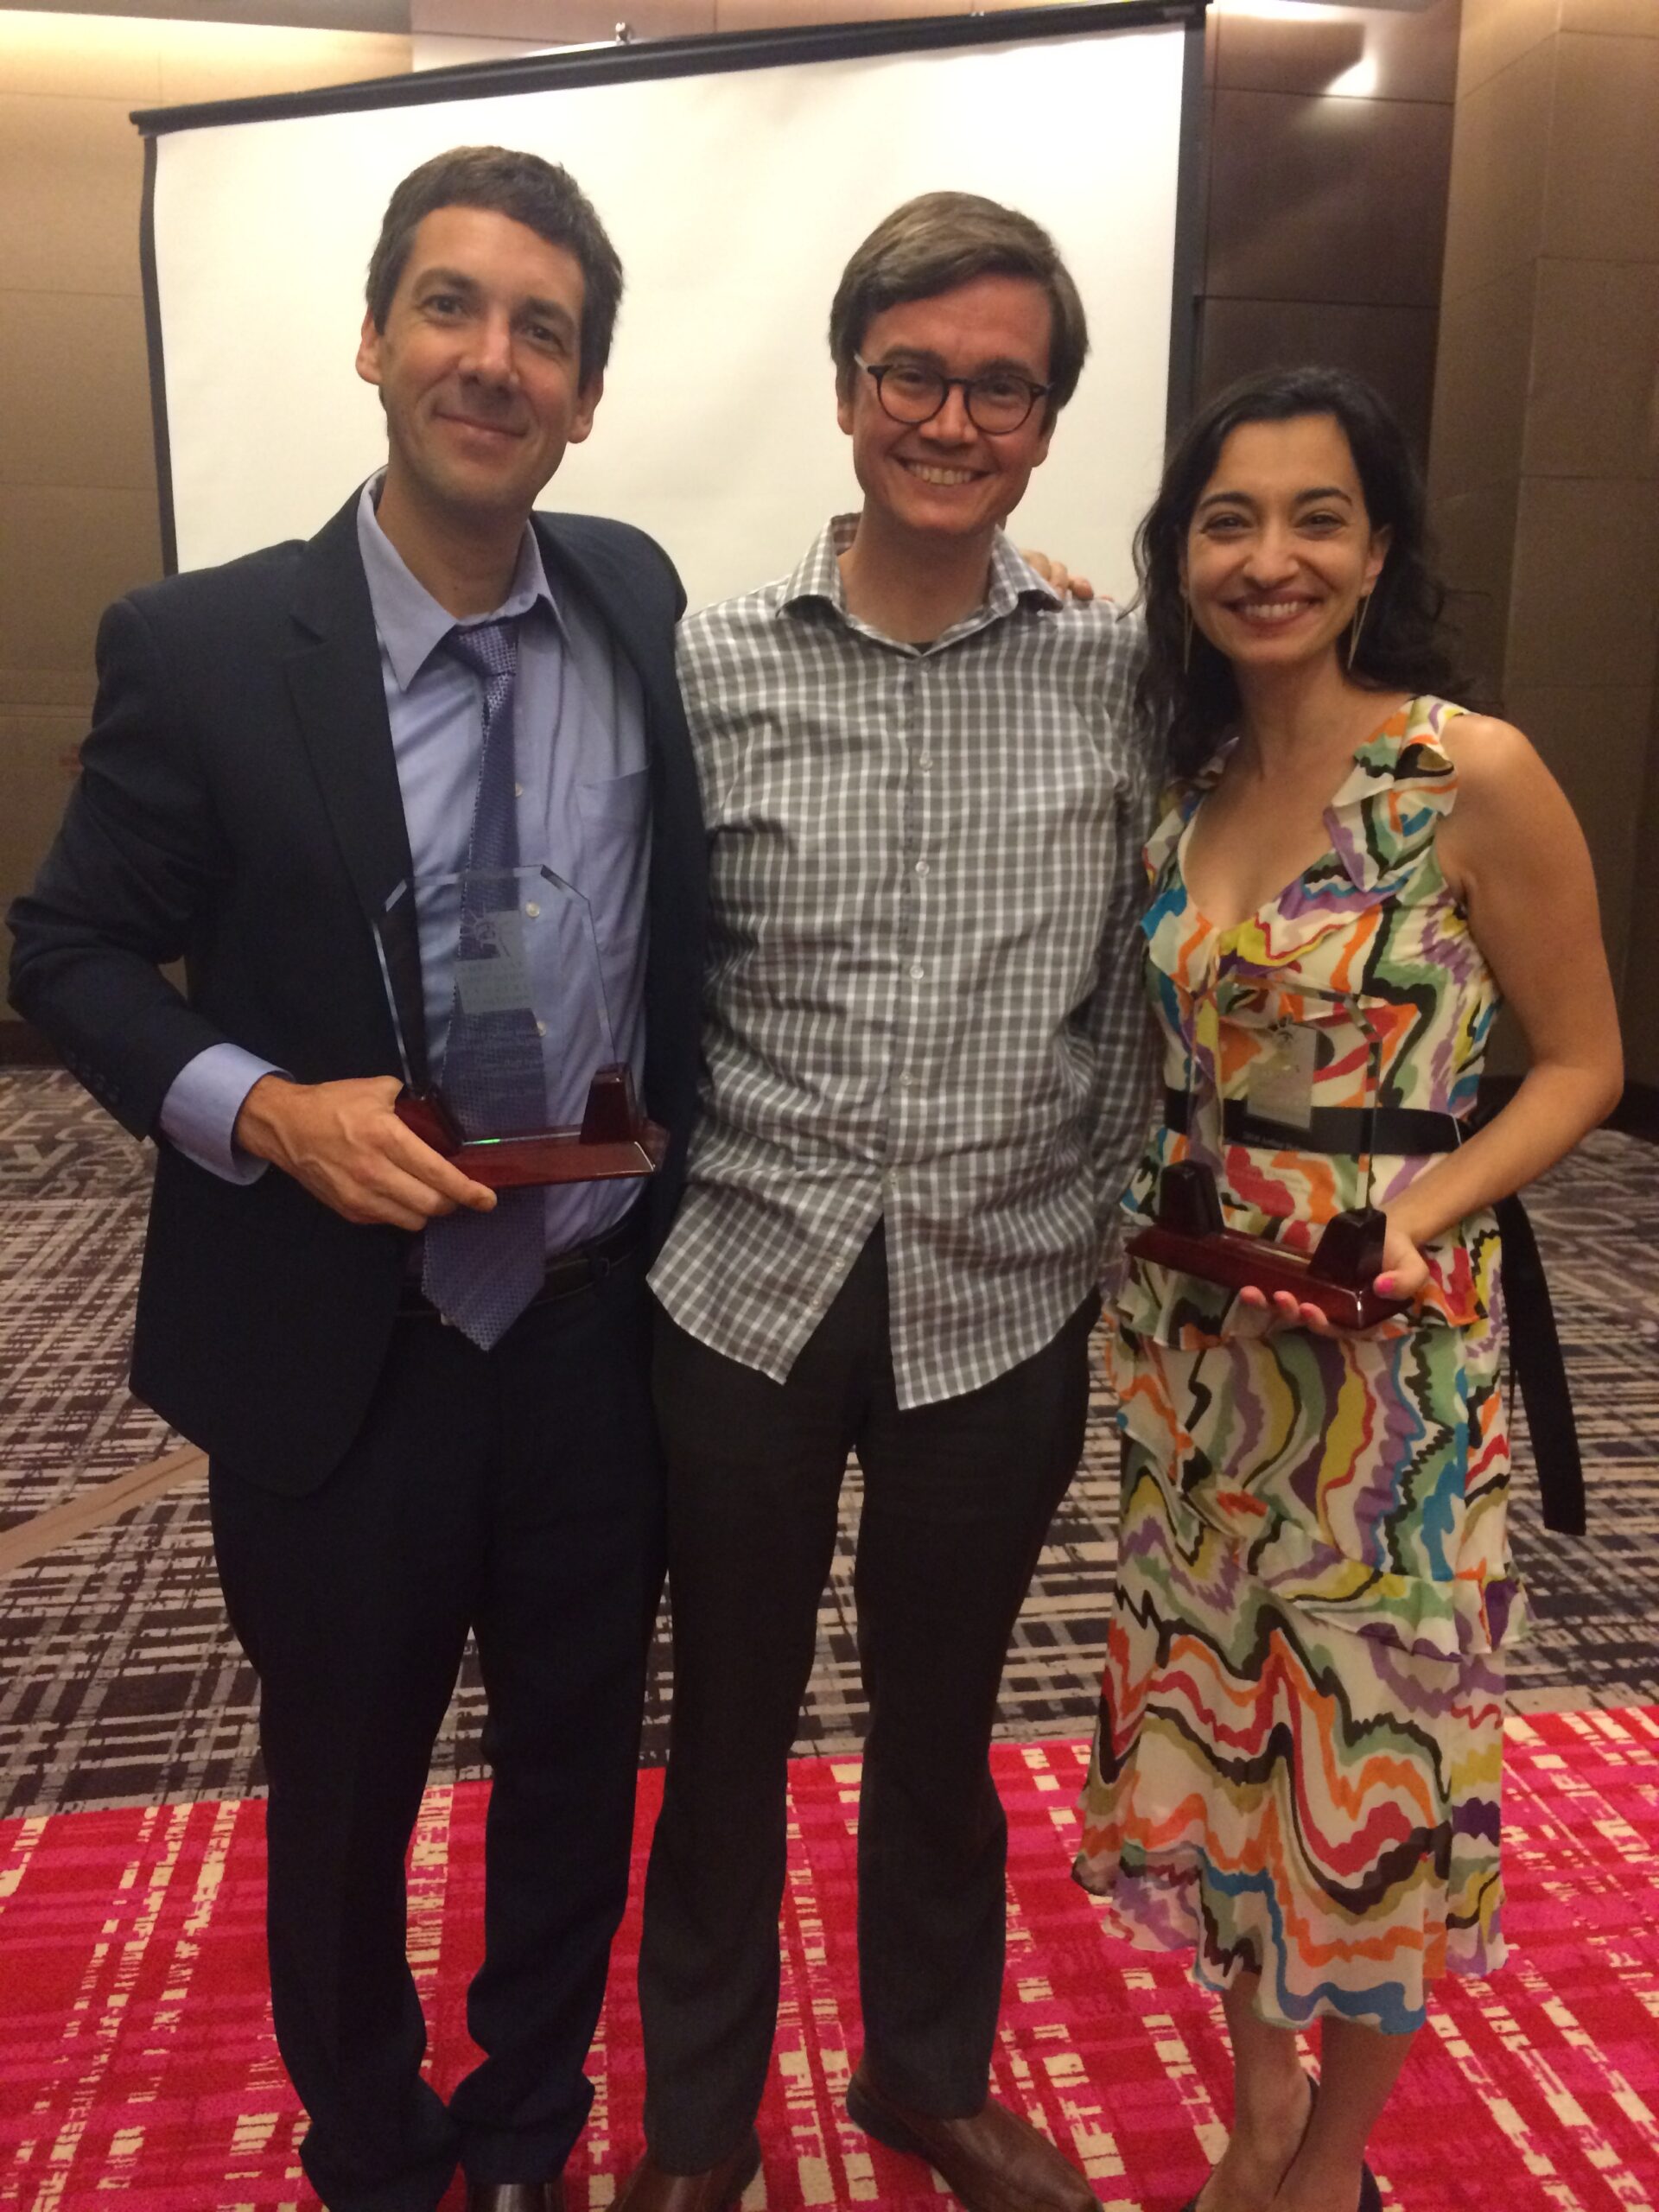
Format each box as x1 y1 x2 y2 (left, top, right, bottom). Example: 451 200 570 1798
159 1043 283 1184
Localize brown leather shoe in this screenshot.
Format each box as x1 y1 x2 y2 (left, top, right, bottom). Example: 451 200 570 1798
467 2185 564 2212
847 2061 1100 2212
611 2133 762 2212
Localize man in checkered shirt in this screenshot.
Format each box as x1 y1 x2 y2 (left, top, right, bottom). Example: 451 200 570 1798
620 194 1157 2212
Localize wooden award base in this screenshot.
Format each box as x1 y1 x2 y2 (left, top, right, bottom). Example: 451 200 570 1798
395 1065 667 1191
1127 1161 1408 1332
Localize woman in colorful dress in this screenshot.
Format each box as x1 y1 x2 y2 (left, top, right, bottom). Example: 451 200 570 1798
1072 366 1623 2212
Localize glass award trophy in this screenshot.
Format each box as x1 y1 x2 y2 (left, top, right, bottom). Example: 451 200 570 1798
1127 1004 1408 1332
375 864 666 1191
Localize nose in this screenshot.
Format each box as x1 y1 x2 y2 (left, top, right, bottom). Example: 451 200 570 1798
461 309 518 388
924 382 976 445
1241 524 1298 585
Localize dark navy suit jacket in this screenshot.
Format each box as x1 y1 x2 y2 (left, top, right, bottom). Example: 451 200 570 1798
9 491 707 1492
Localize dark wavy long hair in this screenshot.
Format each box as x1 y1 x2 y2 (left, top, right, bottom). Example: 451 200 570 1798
1136 366 1471 774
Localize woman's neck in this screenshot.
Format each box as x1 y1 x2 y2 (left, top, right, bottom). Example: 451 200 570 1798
1229 652 1390 782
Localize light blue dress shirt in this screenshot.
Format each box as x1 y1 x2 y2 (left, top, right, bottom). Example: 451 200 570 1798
160 477 652 1255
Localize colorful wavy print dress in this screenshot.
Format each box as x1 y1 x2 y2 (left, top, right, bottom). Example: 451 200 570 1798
1073 698 1522 2036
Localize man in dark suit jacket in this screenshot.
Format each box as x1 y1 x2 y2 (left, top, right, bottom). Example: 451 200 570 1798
8 148 705 2212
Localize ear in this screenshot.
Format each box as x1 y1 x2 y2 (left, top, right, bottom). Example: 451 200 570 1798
566 370 605 448
355 309 384 391
836 371 856 440
1363 522 1392 591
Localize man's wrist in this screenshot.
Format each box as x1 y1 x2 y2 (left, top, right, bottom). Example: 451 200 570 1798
234 1072 300 1165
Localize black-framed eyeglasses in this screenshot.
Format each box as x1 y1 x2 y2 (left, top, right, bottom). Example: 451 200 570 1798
855 355 1051 436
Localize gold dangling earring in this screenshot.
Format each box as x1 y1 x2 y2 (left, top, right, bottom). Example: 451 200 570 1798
1182 600 1193 675
1347 593 1370 671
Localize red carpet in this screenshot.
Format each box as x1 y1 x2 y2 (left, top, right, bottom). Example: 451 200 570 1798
3 1713 1658 2212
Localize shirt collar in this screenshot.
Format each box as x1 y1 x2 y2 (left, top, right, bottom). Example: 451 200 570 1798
779 513 1063 651
355 473 562 694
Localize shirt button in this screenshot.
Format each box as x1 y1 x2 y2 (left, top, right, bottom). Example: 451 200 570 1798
915 860 930 878
909 963 925 981
536 1020 548 1037
514 782 524 798
524 901 540 918
919 753 935 769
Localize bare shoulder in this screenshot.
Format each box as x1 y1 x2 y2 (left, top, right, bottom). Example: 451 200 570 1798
1440 710 1562 817
1437 708 1589 905
1440 709 1532 768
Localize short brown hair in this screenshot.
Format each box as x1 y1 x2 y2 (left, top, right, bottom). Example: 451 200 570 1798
365 145 623 391
828 191 1088 423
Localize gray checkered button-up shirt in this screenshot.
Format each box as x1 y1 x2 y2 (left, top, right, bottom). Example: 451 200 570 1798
651 518 1157 1409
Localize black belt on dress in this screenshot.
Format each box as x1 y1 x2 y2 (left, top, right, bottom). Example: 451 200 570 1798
397 1199 645 1322
1158 1090 1586 1535
1162 1090 1465 1155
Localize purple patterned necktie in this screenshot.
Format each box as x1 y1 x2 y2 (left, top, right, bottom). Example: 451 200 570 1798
420 617 547 1349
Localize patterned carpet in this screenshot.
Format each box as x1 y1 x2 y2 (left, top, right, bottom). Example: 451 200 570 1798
1 1070 1656 1819
5 1716 1658 2212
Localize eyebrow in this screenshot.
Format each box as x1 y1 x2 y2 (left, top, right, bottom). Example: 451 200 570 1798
1195 483 1356 512
875 345 1046 379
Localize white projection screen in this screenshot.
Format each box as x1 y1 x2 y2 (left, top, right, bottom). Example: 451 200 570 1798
141 3 1205 613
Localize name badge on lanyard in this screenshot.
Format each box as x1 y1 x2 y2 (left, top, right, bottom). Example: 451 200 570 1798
1247 1024 1319 1130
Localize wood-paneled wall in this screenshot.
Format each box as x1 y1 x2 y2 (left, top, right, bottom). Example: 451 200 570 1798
1427 0 1659 1073
1196 0 1460 459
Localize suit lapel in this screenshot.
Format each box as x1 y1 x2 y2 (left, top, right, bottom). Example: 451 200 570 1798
534 517 683 735
284 493 429 1090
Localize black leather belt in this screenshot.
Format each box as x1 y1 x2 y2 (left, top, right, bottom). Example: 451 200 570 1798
1158 1090 1586 1535
398 1201 645 1322
1163 1089 1464 1155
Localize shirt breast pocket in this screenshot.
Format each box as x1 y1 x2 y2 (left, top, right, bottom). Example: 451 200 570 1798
576 769 651 945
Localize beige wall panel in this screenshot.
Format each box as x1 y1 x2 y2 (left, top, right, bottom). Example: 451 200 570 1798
1426 260 1535 499
715 0 939 23
1208 90 1452 308
0 289 156 494
0 706 89 918
0 12 161 102
1560 0 1659 35
1507 474 1659 690
1523 258 1659 481
1501 680 1650 989
156 25 411 107
1439 35 1554 304
1456 0 1560 102
0 93 143 298
0 484 161 678
1216 0 1459 105
413 0 710 35
0 667 93 710
1542 32 1659 266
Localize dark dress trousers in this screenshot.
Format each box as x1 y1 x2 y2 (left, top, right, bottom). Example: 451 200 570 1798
8 493 707 2212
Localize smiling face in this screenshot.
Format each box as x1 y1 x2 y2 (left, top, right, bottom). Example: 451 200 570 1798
836 273 1055 551
1181 412 1390 674
355 202 601 539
